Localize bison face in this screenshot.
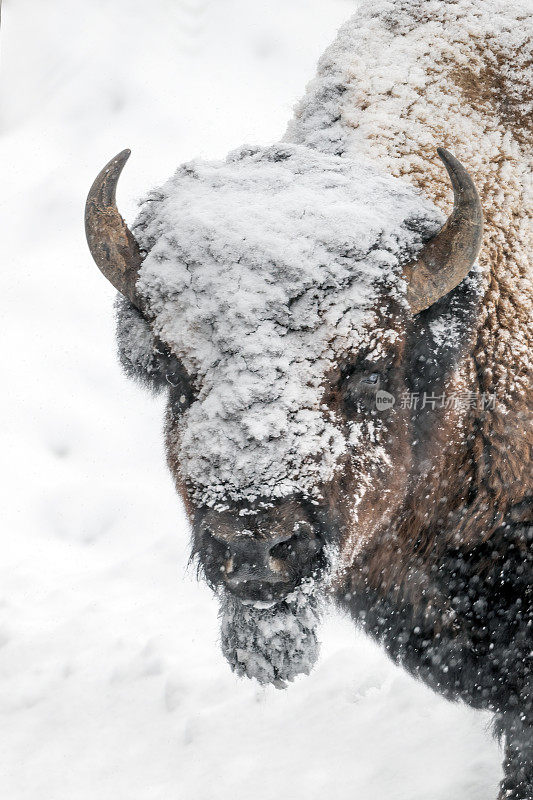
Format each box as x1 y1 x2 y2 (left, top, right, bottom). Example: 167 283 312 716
180 316 412 605
118 276 413 606
89 144 481 616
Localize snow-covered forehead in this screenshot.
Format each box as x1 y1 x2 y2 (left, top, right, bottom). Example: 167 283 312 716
135 144 441 507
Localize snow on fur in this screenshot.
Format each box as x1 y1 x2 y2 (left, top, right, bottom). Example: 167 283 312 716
132 143 442 508
220 582 321 687
286 0 532 169
285 0 532 416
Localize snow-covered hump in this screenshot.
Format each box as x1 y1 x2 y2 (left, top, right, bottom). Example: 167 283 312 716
134 144 441 508
285 0 532 166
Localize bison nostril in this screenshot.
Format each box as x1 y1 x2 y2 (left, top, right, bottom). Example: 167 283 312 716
201 516 323 594
269 523 320 562
269 534 299 561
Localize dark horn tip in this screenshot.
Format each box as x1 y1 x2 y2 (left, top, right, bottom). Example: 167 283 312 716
435 146 482 214
436 147 461 174
107 148 132 177
87 149 133 212
100 149 132 180
115 148 132 163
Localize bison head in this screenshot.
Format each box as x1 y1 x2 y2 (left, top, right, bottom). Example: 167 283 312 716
86 143 482 682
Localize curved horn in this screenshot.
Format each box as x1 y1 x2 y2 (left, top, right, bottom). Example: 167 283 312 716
404 148 483 314
85 149 144 310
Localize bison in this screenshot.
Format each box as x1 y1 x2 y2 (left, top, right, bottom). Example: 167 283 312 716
85 0 532 797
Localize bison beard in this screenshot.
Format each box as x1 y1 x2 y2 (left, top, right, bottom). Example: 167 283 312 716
219 581 321 688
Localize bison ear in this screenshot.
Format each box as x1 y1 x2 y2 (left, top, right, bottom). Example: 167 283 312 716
404 149 483 315
85 150 146 313
408 260 484 412
115 296 175 394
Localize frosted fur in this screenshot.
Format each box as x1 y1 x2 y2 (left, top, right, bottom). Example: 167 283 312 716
286 0 532 486
115 297 171 393
134 144 442 507
220 584 321 687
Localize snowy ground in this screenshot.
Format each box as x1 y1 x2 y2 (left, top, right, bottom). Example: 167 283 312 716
0 0 502 797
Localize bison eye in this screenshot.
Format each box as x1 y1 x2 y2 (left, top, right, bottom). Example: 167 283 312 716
343 369 382 391
342 368 383 414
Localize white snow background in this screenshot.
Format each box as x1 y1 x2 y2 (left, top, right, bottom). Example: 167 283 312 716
0 0 507 797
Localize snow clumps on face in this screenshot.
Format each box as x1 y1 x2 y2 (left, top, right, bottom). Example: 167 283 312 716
219 581 321 687
133 143 442 509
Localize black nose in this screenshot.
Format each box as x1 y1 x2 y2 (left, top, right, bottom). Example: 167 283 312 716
203 523 323 600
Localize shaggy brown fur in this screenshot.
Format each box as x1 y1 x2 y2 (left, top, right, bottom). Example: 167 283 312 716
352 42 532 596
